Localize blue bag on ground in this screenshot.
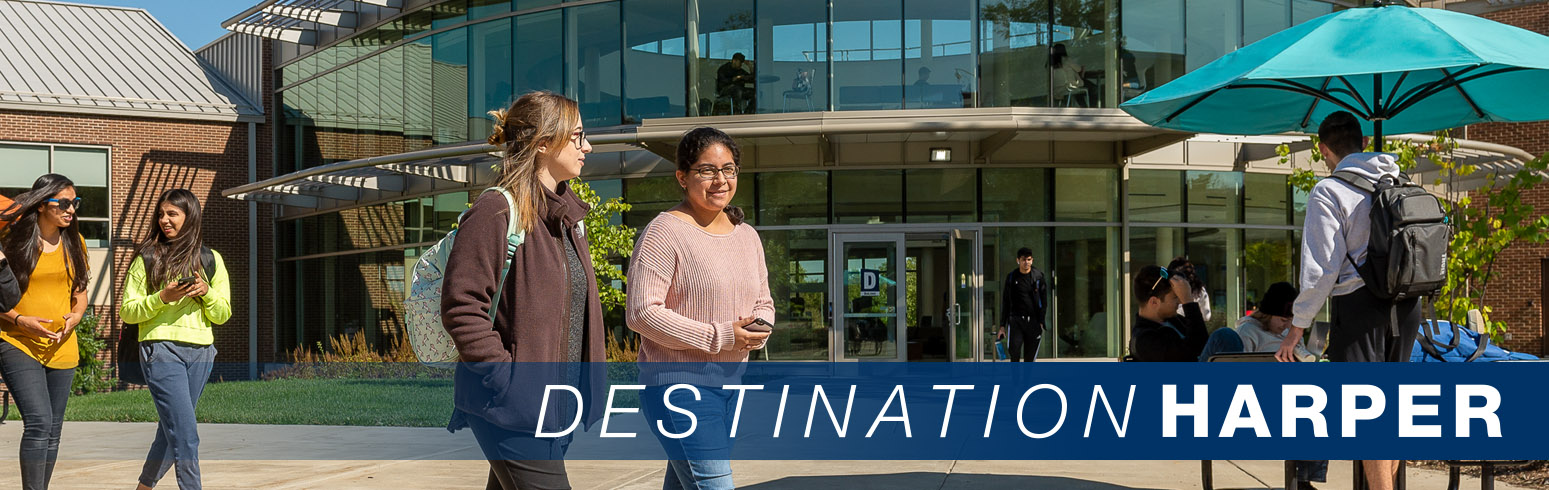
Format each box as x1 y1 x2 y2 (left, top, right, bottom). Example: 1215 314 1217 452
1411 320 1538 362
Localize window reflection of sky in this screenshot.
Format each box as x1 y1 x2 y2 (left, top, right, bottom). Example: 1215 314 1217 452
628 20 977 62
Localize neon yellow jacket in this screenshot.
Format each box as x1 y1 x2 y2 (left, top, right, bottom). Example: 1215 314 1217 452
119 251 231 345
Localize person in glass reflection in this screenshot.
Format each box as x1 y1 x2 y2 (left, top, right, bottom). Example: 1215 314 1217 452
997 247 1047 361
716 53 756 115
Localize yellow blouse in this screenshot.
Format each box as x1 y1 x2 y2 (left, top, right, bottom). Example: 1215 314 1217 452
1 241 84 369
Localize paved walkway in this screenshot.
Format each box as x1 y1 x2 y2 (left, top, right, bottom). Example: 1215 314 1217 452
0 422 1527 489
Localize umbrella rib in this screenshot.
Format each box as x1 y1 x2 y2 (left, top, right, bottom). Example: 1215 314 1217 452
1333 76 1373 117
1162 87 1226 123
1384 71 1410 114
1385 64 1485 111
1389 66 1526 119
1299 78 1334 130
1231 81 1372 119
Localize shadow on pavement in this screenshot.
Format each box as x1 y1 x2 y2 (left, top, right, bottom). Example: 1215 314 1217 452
741 472 1173 490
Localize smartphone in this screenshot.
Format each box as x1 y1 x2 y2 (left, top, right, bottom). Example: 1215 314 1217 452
176 276 198 287
744 318 773 333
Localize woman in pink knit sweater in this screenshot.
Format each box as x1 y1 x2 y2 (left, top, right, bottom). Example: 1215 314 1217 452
626 127 774 490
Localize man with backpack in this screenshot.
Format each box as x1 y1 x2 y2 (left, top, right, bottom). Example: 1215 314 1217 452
1279 110 1449 490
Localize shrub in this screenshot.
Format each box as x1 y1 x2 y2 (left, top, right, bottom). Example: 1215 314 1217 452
72 307 116 395
264 330 448 380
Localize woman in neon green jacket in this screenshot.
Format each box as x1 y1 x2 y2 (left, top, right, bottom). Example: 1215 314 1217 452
119 189 230 490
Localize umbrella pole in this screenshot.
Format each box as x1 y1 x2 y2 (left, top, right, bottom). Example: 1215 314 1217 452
1373 119 1383 151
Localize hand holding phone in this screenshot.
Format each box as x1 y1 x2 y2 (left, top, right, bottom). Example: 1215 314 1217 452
744 317 773 333
176 276 198 287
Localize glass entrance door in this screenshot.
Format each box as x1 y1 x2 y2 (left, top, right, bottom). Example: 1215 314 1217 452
833 235 905 361
949 229 980 361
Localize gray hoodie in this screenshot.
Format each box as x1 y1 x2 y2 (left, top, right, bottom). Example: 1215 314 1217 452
1291 152 1401 329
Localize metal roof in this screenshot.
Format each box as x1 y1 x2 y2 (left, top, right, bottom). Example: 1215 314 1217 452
0 0 263 122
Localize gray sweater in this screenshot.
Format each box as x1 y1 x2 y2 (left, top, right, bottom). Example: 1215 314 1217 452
1291 152 1401 329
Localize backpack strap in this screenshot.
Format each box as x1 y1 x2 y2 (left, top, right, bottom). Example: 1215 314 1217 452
482 187 525 323
1330 170 1376 194
199 246 216 279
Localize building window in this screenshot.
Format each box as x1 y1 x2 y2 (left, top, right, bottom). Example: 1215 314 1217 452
567 3 623 127
0 144 110 248
625 0 687 122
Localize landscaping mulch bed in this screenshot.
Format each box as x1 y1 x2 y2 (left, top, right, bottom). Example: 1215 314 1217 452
1412 460 1549 490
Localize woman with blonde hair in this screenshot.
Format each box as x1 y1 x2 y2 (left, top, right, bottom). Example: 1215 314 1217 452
441 91 605 490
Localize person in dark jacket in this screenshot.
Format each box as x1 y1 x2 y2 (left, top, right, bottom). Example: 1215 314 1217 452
1130 265 1210 362
440 91 605 490
997 247 1047 361
0 249 17 313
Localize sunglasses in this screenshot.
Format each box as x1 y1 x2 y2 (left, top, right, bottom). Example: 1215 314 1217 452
1150 267 1171 292
47 197 83 212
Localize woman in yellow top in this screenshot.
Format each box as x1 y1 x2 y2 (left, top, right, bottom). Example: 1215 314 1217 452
0 174 91 490
120 189 230 490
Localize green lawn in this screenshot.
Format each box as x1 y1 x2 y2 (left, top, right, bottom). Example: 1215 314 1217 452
4 378 453 427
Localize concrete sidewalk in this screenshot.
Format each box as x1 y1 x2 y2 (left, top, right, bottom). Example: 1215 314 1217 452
0 422 1527 489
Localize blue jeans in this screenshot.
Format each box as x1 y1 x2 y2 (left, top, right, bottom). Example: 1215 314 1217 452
1197 327 1246 362
138 341 215 490
0 342 72 490
641 385 736 490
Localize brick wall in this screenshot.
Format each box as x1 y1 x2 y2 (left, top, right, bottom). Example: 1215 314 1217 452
0 108 273 381
1462 2 1549 355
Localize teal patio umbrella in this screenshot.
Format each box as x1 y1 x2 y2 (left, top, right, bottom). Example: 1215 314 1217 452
1120 3 1549 142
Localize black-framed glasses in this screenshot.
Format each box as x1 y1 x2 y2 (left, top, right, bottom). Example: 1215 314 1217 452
691 164 739 181
1150 267 1170 292
569 130 587 150
47 197 83 212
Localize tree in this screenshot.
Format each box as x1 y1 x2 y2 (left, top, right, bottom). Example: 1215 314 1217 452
1278 134 1549 340
571 179 636 313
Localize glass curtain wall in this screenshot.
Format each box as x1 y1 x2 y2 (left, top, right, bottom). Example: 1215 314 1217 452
757 0 827 113
276 0 1339 162
625 0 687 122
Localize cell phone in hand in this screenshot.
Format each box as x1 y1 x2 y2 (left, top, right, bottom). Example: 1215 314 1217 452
176 276 198 287
744 318 773 333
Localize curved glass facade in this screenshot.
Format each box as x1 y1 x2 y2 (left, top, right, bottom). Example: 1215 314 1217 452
272 0 1336 361
278 0 1337 171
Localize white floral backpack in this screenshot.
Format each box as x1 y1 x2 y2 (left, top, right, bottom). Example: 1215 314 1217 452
404 187 524 366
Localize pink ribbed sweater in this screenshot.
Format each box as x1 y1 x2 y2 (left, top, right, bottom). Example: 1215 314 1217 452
626 212 775 370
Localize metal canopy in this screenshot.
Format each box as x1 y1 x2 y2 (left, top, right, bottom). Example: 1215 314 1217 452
223 0 401 45
228 108 1193 215
225 108 1539 216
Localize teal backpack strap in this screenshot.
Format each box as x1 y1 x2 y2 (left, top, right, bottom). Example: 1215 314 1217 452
483 187 526 322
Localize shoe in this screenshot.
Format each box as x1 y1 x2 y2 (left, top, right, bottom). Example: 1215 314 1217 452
1297 482 1318 490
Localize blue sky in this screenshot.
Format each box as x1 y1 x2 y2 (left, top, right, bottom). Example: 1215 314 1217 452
89 0 247 50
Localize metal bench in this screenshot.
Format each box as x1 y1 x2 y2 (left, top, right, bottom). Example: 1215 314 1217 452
1443 460 1528 490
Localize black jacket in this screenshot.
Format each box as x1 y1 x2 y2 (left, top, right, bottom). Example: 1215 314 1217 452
0 257 18 313
1131 303 1208 362
1000 268 1047 327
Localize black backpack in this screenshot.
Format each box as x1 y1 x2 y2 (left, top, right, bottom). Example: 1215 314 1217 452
117 247 216 385
1331 171 1451 337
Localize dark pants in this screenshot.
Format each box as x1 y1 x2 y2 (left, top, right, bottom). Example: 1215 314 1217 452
0 342 73 490
139 341 216 490
1328 287 1421 362
1007 316 1043 362
466 413 572 490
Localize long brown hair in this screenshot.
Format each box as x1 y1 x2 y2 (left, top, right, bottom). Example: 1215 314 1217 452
487 91 582 234
0 174 89 293
136 189 205 292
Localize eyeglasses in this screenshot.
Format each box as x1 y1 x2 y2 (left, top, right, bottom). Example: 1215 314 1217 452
1150 267 1171 292
690 164 740 181
47 197 83 212
569 130 587 150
